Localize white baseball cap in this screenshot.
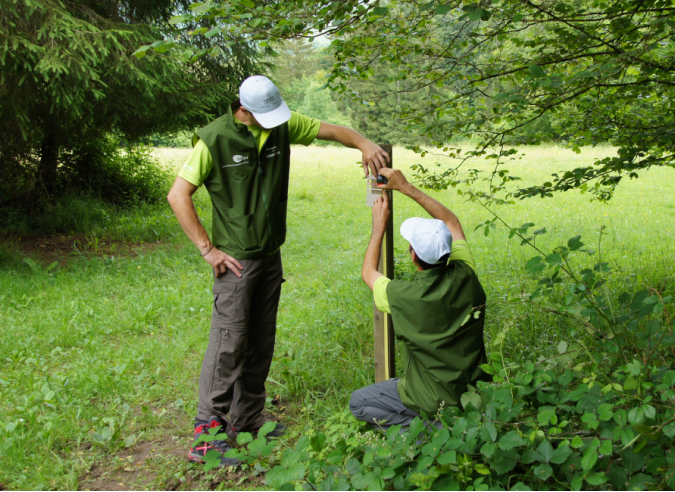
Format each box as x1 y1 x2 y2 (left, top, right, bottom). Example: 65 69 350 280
239 75 291 129
400 218 452 265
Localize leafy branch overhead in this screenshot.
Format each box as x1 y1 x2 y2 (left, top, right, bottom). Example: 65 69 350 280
146 0 675 201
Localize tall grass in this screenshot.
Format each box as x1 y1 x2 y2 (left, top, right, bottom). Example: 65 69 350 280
0 144 673 489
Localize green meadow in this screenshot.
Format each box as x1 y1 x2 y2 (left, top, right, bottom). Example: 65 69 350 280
1 145 674 490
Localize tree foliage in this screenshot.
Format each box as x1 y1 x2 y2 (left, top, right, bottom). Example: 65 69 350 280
0 0 265 209
150 0 675 202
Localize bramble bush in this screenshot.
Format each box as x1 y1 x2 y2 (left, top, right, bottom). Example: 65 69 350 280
201 218 675 491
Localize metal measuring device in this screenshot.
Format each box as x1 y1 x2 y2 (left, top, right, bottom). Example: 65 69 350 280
365 175 388 207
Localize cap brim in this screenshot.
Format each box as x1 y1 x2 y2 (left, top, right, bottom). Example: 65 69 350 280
249 100 291 129
400 218 424 243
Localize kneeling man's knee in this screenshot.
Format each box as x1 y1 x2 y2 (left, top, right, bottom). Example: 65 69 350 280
349 388 366 419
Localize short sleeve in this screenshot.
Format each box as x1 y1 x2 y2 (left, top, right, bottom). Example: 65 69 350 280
373 276 392 314
449 240 477 273
288 111 321 146
177 139 213 187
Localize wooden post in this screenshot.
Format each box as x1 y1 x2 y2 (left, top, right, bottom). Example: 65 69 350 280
373 144 396 383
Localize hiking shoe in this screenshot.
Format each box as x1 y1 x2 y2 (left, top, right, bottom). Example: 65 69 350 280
188 418 240 467
233 421 287 439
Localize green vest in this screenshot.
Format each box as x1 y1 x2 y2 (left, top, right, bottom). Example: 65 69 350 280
195 107 291 259
387 261 490 416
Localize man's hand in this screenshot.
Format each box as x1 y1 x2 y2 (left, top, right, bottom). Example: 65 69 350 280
377 167 411 192
360 141 390 177
203 247 243 278
372 191 390 235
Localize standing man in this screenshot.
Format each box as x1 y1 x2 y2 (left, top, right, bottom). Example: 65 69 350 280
350 167 490 429
167 75 389 466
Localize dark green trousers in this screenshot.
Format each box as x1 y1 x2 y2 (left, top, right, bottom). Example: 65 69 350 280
196 251 283 434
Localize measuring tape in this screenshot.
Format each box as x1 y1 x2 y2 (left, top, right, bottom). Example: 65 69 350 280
383 227 391 381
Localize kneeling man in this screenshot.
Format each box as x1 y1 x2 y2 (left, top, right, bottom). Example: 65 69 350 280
350 168 490 428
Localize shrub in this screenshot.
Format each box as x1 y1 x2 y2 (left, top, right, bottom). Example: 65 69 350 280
201 217 674 490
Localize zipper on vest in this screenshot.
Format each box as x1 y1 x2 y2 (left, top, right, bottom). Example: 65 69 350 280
256 146 274 241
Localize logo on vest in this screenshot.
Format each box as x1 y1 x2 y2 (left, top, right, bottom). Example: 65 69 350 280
265 145 281 159
222 155 250 168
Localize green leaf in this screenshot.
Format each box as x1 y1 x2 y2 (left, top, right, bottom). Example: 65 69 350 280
480 442 496 458
663 421 675 438
521 449 538 464
437 450 457 465
626 473 653 490
525 256 546 274
498 430 524 450
642 404 656 420
537 409 556 425
586 472 609 485
628 407 645 425
568 236 584 251
571 475 583 491
550 445 572 464
529 65 546 78
461 391 482 411
598 403 614 421
258 421 277 438
436 5 452 15
310 432 326 452
266 464 306 487
492 456 517 475
346 458 360 476
511 483 532 491
240 0 255 7
372 6 388 15
536 440 553 463
614 409 628 427
203 449 224 473
479 422 497 443
557 341 568 354
351 471 378 490
599 439 613 456
236 432 253 445
581 448 598 471
533 463 552 480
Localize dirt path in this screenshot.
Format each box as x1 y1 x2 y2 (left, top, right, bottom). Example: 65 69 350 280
2 233 165 267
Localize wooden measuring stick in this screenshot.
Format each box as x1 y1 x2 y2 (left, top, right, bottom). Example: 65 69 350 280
373 143 396 383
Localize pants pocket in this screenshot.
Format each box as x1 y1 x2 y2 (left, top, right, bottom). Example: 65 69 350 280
213 281 237 324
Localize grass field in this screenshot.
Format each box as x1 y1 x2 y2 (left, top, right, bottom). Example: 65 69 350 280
1 144 674 490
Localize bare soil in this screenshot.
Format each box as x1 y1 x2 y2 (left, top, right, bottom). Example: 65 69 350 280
79 402 287 491
2 233 165 266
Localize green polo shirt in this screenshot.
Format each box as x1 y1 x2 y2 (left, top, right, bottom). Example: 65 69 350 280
178 111 321 187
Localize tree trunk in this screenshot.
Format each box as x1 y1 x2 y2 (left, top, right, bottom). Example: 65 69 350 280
39 129 59 197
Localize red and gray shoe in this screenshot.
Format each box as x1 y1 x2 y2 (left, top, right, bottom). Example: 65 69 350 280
187 417 240 467
232 421 287 439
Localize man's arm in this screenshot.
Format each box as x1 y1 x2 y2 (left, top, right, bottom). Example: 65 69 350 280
361 192 390 290
316 122 390 177
378 168 466 241
167 177 243 277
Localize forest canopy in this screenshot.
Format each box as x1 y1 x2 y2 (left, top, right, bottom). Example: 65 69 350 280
0 0 266 209
148 0 675 202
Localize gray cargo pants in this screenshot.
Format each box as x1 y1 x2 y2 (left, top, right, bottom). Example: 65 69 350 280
349 378 421 430
196 251 283 434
